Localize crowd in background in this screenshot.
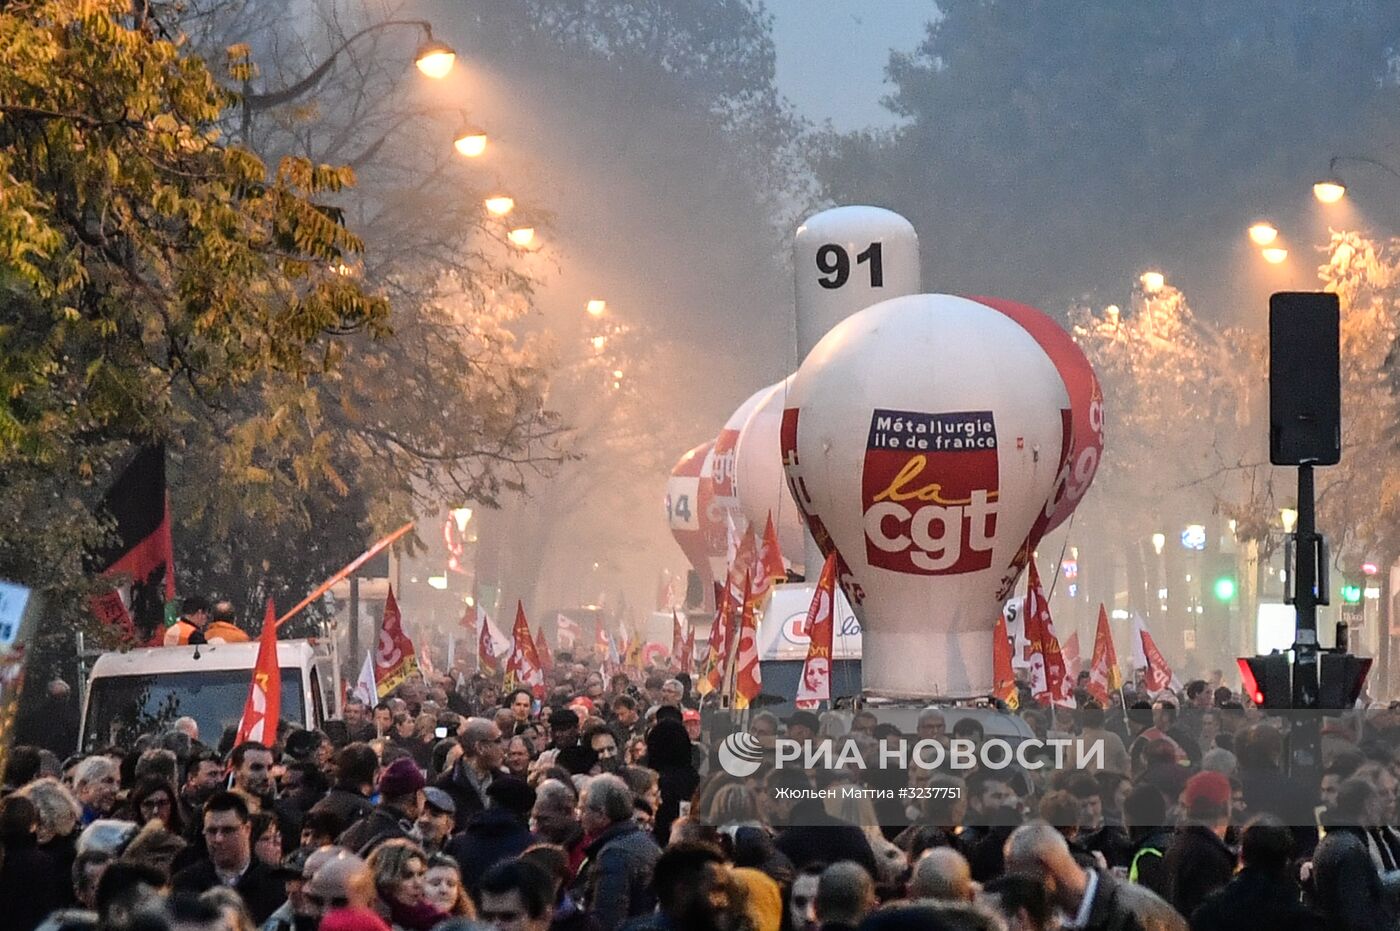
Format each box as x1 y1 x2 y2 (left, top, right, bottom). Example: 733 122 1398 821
5 648 1400 931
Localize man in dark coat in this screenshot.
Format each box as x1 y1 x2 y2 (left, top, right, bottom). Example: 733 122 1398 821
1191 815 1324 931
434 716 505 831
445 775 537 897
765 770 878 880
171 791 287 925
573 773 660 931
1163 771 1236 918
310 742 377 828
337 758 423 856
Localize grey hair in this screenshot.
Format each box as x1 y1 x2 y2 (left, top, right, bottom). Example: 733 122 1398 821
534 778 578 811
584 773 634 824
76 818 137 857
15 777 81 837
72 755 119 789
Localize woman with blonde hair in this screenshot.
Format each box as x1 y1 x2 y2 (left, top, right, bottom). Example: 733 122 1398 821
422 852 476 917
366 837 450 931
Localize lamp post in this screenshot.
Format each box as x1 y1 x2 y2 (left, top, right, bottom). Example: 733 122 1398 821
1313 155 1400 203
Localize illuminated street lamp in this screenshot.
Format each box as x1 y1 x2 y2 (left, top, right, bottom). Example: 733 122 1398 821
508 227 536 248
414 39 457 79
1247 221 1279 245
590 335 607 351
1280 508 1298 534
586 299 607 317
484 196 514 217
1313 178 1346 204
1140 270 1165 294
1151 533 1166 555
1261 246 1288 264
453 127 488 157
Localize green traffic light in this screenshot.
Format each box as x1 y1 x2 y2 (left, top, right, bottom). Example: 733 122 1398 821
1213 576 1236 602
1342 584 1363 604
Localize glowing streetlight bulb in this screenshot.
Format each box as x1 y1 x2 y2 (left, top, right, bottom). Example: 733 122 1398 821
1280 508 1298 533
1151 532 1166 555
1247 222 1278 245
453 130 487 157
484 196 514 216
414 40 456 79
507 227 536 247
1104 304 1120 324
586 299 607 316
612 369 624 379
1261 246 1288 264
1313 178 1346 204
590 335 607 351
1140 270 1165 294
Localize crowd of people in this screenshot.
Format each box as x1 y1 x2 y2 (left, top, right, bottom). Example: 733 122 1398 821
4 651 1400 931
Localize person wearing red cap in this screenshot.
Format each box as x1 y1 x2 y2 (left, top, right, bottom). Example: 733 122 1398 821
338 758 426 857
1162 771 1235 918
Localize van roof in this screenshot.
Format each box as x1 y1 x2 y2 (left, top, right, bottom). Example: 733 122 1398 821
88 640 319 677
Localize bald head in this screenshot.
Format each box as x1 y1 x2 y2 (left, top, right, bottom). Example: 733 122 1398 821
307 854 374 911
1004 821 1086 911
816 861 877 927
910 847 973 902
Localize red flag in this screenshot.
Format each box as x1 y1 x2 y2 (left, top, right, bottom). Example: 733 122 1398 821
993 605 1019 710
670 610 684 670
752 512 786 602
1088 604 1124 705
478 608 503 676
1024 558 1074 708
1062 631 1082 679
1133 613 1178 695
235 600 281 745
374 587 420 696
733 573 761 709
795 554 837 709
505 601 545 698
556 614 581 652
697 582 732 696
681 624 695 673
593 623 609 660
534 627 554 673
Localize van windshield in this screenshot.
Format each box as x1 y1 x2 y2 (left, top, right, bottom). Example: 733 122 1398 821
82 669 303 751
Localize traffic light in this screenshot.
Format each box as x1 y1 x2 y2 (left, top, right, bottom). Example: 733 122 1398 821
1238 654 1292 709
1318 652 1372 709
1340 579 1363 604
1212 574 1237 602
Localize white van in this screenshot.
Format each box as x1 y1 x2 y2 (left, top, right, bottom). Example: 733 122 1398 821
78 639 341 752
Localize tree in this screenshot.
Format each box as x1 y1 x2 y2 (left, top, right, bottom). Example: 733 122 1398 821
0 0 389 649
812 1 1400 317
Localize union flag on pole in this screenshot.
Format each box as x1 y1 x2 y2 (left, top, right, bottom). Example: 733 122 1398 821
556 614 581 653
670 610 684 670
696 582 731 696
374 587 419 697
1088 604 1124 705
993 604 1019 710
733 573 761 709
1023 557 1075 709
752 512 786 602
477 607 506 676
1062 631 1082 680
593 622 609 660
680 623 695 673
795 553 837 710
1132 612 1179 696
504 601 545 698
235 600 281 745
534 626 554 673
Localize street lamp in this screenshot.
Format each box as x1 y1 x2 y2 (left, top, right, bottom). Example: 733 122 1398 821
484 196 515 217
414 39 457 79
590 335 607 351
1151 533 1166 555
1247 222 1279 245
1313 179 1346 204
1314 155 1400 204
1140 270 1165 294
1280 508 1298 534
453 127 488 157
1261 246 1288 264
586 300 607 317
508 227 536 248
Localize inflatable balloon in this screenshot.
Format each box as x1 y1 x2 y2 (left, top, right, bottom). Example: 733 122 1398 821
734 377 806 570
667 442 719 604
781 294 1085 698
710 385 772 531
697 446 728 584
973 296 1103 534
794 206 922 572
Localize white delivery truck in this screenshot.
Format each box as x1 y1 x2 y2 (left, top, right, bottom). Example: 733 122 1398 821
77 638 341 752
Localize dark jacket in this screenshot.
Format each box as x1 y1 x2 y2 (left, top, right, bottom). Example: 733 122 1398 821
444 808 536 897
774 799 879 880
1129 827 1175 902
337 805 415 857
310 786 375 830
1239 768 1319 855
433 761 492 832
171 857 287 924
1079 868 1186 931
642 721 700 845
1311 826 1399 931
1163 824 1235 918
0 836 59 931
575 820 661 931
1190 866 1324 931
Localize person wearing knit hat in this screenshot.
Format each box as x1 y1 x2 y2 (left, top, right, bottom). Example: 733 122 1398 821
338 758 426 857
1162 770 1235 918
733 866 784 931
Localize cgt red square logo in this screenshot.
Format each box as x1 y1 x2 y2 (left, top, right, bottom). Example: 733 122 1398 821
863 410 999 575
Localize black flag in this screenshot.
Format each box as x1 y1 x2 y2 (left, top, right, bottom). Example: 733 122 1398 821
89 445 175 641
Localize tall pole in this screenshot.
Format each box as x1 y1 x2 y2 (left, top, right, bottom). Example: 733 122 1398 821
348 575 360 674
1291 465 1320 778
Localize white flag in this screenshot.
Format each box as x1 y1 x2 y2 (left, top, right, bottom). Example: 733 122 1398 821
354 650 377 705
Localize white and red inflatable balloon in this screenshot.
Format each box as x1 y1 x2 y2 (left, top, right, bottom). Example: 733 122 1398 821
710 385 773 532
733 377 806 572
666 442 724 607
781 293 1099 698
